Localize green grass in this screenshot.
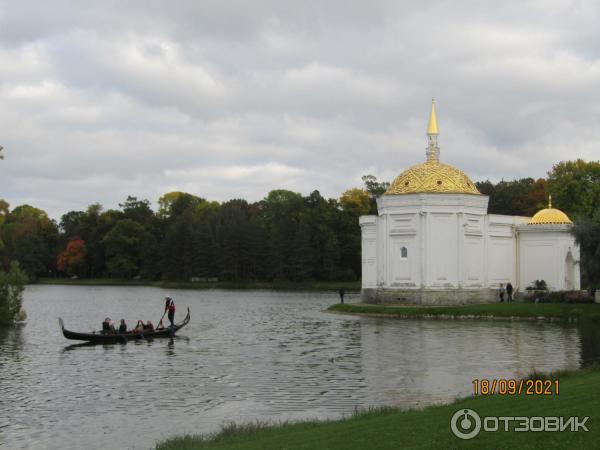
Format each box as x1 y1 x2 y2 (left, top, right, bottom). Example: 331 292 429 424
34 277 360 291
155 366 600 449
328 302 600 322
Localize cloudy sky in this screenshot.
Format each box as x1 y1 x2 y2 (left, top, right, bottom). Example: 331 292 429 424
1 1 599 219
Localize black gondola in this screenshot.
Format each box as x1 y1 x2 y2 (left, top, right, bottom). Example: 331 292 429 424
58 307 190 343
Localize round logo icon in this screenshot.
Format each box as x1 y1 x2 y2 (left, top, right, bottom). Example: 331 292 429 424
451 408 481 440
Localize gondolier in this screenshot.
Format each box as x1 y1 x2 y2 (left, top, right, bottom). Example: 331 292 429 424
165 296 176 327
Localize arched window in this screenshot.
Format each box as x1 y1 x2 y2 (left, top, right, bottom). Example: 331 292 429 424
401 246 408 258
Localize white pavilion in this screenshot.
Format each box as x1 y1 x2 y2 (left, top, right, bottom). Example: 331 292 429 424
360 101 580 304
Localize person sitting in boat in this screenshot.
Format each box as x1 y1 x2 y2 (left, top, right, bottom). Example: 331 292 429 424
118 319 127 333
143 320 154 331
102 317 116 334
133 320 145 333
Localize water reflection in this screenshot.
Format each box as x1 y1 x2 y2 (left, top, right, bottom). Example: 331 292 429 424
358 318 584 408
61 341 98 352
579 320 600 366
0 323 25 356
2 285 599 450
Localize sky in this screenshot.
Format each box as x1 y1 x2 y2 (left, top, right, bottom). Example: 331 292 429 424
1 0 599 220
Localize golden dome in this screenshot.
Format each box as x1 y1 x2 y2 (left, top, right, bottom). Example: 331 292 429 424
386 160 480 195
529 197 572 224
529 208 572 224
386 100 481 196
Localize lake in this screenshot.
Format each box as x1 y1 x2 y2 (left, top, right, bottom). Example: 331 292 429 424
1 285 598 449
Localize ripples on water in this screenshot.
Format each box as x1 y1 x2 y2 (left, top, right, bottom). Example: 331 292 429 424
0 285 596 449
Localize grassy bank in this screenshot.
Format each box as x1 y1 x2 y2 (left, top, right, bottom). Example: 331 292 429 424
328 302 600 322
34 277 360 291
156 366 600 449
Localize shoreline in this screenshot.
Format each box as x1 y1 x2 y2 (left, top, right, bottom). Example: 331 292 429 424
32 278 361 291
155 365 600 449
326 309 580 322
327 302 600 322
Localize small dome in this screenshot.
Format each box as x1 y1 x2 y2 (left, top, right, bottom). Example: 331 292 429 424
529 207 572 225
386 160 480 195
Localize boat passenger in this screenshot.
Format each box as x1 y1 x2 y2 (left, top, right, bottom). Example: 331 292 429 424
119 319 127 333
144 320 154 331
134 320 145 332
102 317 116 333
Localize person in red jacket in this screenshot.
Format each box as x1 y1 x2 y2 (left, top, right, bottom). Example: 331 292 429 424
165 296 176 327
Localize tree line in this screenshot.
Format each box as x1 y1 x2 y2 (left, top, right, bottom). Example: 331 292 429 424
0 189 369 283
0 160 598 290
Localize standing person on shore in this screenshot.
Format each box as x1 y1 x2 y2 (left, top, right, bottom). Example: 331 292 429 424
165 296 176 327
499 284 505 302
339 287 345 304
506 282 514 302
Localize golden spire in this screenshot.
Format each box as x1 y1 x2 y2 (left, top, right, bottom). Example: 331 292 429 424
425 98 440 162
548 195 552 208
427 98 439 135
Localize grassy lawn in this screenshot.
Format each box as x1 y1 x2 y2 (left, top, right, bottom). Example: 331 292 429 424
34 277 360 291
155 367 600 449
328 302 600 322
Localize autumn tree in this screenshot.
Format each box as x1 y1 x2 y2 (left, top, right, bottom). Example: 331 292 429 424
158 192 216 219
158 192 187 218
362 174 389 214
339 188 371 216
57 238 87 277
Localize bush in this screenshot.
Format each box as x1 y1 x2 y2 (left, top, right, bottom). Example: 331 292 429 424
0 262 28 325
524 290 593 304
526 279 548 291
334 268 357 282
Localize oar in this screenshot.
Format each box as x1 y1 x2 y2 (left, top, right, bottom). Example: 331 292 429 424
157 310 167 328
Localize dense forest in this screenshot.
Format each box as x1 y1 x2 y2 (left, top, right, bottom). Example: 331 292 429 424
0 160 599 288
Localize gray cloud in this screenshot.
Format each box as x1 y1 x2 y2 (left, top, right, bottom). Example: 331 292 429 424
1 0 599 219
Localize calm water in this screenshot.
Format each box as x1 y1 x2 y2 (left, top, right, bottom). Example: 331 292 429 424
1 285 599 450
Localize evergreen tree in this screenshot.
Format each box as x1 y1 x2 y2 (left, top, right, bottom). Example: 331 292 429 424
102 219 145 278
191 222 218 278
139 233 162 280
321 231 341 281
288 223 314 281
161 215 189 280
